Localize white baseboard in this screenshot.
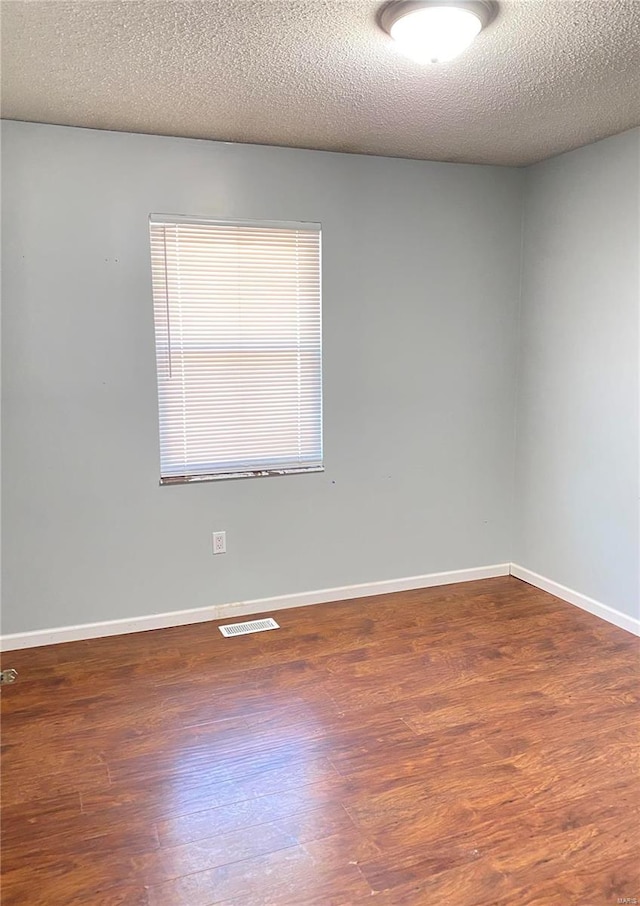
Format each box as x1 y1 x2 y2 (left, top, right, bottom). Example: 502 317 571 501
510 564 640 637
0 563 510 651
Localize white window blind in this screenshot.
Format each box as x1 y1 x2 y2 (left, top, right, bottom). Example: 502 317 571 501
149 215 323 483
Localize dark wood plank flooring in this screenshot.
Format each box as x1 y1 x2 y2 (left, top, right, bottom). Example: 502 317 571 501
1 576 638 905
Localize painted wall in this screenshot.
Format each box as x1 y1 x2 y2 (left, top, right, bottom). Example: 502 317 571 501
514 128 640 618
1 122 522 634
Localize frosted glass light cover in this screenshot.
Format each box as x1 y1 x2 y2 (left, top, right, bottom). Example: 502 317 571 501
390 6 483 63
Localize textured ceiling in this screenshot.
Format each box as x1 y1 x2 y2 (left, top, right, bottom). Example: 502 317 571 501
2 0 639 166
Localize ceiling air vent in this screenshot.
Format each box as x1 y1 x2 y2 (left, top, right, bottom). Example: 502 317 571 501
219 617 280 637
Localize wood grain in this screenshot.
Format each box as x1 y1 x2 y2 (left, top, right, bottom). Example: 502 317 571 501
2 576 638 905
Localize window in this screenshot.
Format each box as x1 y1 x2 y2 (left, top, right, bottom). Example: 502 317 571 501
149 215 322 483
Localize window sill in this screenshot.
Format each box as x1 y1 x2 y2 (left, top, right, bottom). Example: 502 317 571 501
160 465 324 485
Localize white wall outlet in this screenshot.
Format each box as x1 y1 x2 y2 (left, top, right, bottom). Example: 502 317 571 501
212 531 226 555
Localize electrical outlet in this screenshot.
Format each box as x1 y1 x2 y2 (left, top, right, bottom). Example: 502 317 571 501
212 531 226 555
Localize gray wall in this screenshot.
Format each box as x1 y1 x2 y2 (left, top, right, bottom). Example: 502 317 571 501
1 122 523 634
514 128 640 618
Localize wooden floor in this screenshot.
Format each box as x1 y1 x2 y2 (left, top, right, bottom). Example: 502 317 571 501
1 576 638 906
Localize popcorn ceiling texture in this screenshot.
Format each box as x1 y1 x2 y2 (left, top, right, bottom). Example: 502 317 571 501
2 0 639 166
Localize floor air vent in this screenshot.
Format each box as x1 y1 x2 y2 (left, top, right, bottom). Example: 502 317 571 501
219 617 280 637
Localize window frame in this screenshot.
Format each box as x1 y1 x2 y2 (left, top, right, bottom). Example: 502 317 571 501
149 214 324 485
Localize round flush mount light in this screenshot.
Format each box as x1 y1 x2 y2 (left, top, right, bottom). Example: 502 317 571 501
378 0 498 64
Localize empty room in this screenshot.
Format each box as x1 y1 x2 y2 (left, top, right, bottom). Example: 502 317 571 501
1 1 639 904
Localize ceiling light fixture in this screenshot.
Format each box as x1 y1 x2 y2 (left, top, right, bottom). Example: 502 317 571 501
378 0 498 64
